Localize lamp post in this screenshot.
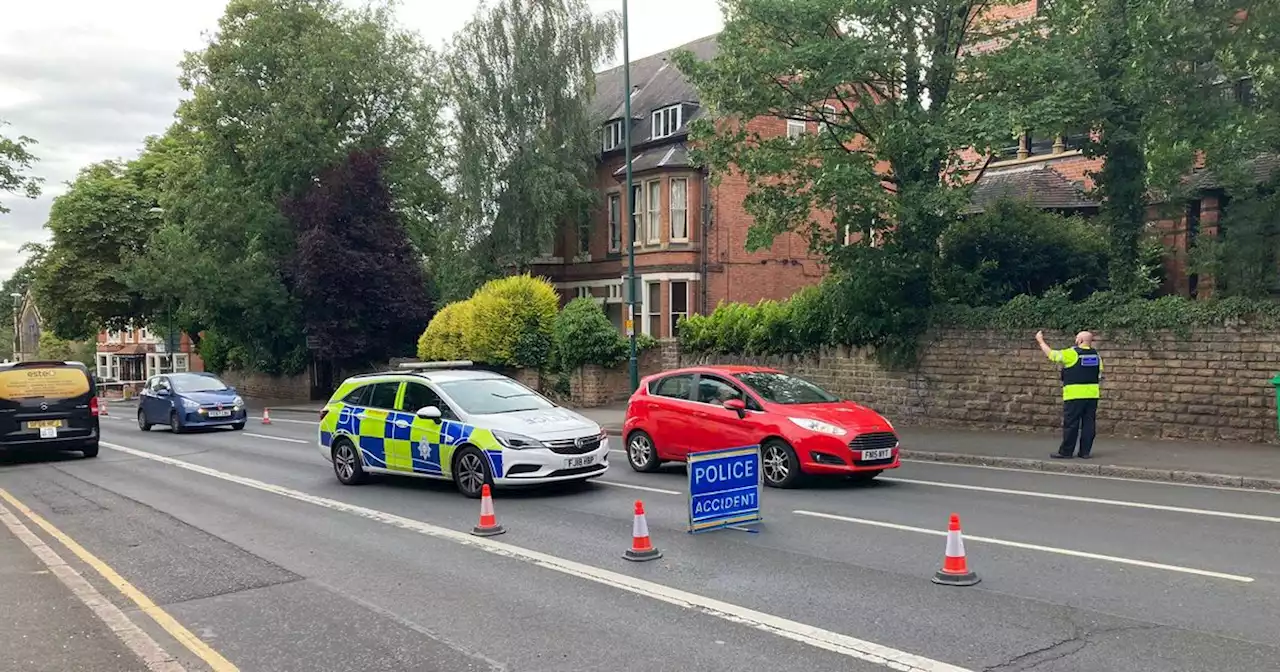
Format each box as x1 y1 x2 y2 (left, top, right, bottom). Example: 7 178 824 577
622 0 638 392
147 207 176 372
10 292 21 362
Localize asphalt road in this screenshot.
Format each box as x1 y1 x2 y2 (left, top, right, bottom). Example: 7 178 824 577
1 410 1278 672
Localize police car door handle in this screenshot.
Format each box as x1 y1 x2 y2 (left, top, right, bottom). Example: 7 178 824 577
394 419 410 429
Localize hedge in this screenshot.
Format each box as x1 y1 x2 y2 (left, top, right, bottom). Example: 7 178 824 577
417 299 476 361
417 274 559 368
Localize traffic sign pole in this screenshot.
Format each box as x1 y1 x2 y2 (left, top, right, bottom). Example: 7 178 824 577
622 0 638 393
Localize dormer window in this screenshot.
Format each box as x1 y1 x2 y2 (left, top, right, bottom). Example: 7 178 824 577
603 119 624 151
651 105 682 139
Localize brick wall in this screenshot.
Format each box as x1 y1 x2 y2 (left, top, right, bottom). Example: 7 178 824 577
581 329 1280 443
219 369 311 401
569 345 669 406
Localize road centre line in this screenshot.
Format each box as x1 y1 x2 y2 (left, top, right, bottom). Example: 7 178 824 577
793 510 1253 583
880 477 1280 524
0 488 238 671
100 441 972 672
243 432 309 444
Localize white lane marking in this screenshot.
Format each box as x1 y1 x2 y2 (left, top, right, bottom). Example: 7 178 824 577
793 510 1253 583
0 501 188 672
881 477 1280 524
900 459 1280 495
242 433 309 444
101 442 972 672
259 418 319 426
597 480 682 495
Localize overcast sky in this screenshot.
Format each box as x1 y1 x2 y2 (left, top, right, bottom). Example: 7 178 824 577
0 0 723 280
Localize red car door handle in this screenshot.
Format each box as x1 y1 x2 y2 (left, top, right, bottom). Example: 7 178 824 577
692 410 710 418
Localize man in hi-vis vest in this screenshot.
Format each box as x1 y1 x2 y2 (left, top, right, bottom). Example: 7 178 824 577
1036 330 1103 459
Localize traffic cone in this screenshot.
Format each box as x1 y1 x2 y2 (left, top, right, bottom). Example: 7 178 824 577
100 399 109 417
471 484 506 537
932 513 980 586
623 500 662 562
261 408 272 425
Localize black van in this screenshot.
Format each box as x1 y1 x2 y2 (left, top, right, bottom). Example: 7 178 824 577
0 360 100 458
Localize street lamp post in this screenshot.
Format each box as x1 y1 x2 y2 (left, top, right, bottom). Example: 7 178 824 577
10 292 21 362
622 0 638 392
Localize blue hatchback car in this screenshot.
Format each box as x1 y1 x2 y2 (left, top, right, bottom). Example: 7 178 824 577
137 372 247 433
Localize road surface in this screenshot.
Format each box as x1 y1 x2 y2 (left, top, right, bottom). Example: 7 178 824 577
1 410 1277 671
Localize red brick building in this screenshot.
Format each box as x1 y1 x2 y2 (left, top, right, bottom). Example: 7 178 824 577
532 35 828 338
95 326 203 395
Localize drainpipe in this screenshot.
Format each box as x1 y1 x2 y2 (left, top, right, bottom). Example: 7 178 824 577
700 168 712 315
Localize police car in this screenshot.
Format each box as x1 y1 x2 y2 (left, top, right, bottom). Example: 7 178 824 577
317 362 610 498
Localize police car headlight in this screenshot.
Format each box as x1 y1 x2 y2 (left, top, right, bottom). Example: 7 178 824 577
493 430 545 450
788 417 847 436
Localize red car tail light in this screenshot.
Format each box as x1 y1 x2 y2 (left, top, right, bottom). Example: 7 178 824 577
89 396 100 417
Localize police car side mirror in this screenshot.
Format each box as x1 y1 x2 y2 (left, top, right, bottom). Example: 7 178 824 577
416 406 442 423
723 398 746 418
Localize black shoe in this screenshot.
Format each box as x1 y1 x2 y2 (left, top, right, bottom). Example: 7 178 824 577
1049 452 1072 459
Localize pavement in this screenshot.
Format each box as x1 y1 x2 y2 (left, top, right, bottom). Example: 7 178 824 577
0 408 1276 671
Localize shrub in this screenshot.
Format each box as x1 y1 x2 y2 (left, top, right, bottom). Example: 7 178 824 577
417 299 477 361
680 284 834 355
553 298 627 371
937 199 1110 305
467 274 559 368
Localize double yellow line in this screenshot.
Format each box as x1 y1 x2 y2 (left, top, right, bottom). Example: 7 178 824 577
0 488 238 672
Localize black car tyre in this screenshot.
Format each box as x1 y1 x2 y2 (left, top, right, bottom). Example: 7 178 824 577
761 439 802 488
452 446 493 499
626 430 661 472
232 422 246 431
137 409 151 432
170 411 184 434
81 440 99 458
332 438 367 485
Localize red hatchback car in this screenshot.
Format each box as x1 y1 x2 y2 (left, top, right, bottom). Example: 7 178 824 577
623 365 901 487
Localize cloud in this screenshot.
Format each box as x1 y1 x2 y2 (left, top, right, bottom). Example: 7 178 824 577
0 0 723 281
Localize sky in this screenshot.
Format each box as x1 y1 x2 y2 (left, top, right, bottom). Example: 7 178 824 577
0 0 724 281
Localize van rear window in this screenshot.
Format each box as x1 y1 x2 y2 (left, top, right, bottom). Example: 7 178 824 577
0 367 91 401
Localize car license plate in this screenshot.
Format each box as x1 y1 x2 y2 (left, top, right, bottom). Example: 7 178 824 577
27 420 63 429
39 427 58 439
564 455 596 469
862 448 893 460
208 410 232 418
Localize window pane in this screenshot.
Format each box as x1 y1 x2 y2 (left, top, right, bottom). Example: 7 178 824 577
670 179 687 239
696 376 746 405
670 281 688 313
631 186 642 243
368 382 400 409
343 385 371 406
609 194 621 250
647 182 660 241
652 374 693 399
400 383 446 415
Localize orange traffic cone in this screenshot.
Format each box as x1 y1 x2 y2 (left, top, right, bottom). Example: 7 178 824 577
932 513 980 586
471 484 506 536
100 399 109 417
623 500 662 562
261 408 272 425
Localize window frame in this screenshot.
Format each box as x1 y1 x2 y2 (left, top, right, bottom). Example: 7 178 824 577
602 119 624 152
576 216 590 257
645 281 661 337
607 192 621 253
651 105 682 139
786 117 807 139
669 177 689 242
645 179 661 244
630 184 642 246
669 280 689 337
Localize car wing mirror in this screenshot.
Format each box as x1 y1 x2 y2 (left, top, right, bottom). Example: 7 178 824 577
416 405 442 423
157 388 171 397
723 398 746 418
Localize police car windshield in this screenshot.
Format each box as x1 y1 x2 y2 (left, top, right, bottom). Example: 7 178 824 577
170 374 230 393
438 378 554 415
734 372 838 405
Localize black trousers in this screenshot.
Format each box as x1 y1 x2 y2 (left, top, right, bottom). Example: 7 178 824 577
1059 399 1098 457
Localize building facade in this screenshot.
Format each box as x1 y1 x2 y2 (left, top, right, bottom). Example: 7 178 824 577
12 290 41 362
533 35 829 339
95 326 203 395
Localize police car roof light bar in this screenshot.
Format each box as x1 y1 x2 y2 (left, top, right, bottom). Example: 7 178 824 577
399 360 474 370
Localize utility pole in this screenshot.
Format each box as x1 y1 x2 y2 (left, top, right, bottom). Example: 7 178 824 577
622 0 638 392
10 292 21 362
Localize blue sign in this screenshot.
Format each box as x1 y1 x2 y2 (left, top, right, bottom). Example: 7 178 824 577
687 445 762 533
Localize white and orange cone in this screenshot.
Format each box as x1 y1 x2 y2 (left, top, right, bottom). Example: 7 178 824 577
261 408 272 425
471 484 506 537
623 500 662 562
100 399 109 416
932 513 980 586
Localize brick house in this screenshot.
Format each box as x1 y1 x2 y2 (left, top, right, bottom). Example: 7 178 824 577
95 326 203 395
532 34 829 339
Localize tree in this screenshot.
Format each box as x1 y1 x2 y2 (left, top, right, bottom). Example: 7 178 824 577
32 162 157 340
0 120 41 214
675 0 1017 354
126 0 448 374
446 0 619 276
286 148 431 367
987 0 1280 293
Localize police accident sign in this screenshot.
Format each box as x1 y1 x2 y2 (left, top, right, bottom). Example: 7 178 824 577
687 445 762 533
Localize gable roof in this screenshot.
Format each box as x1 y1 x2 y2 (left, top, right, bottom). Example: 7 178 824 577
592 34 719 150
1185 153 1280 191
966 166 1098 214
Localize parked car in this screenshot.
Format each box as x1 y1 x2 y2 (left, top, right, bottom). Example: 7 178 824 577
137 372 247 433
623 365 900 487
0 360 100 458
317 362 609 498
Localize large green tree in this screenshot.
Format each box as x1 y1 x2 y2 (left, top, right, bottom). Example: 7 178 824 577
676 0 1017 353
445 0 619 287
0 120 41 214
32 162 158 340
987 0 1279 293
127 0 449 374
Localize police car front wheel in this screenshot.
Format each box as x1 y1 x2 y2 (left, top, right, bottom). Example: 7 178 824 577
332 439 368 485
453 446 492 499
